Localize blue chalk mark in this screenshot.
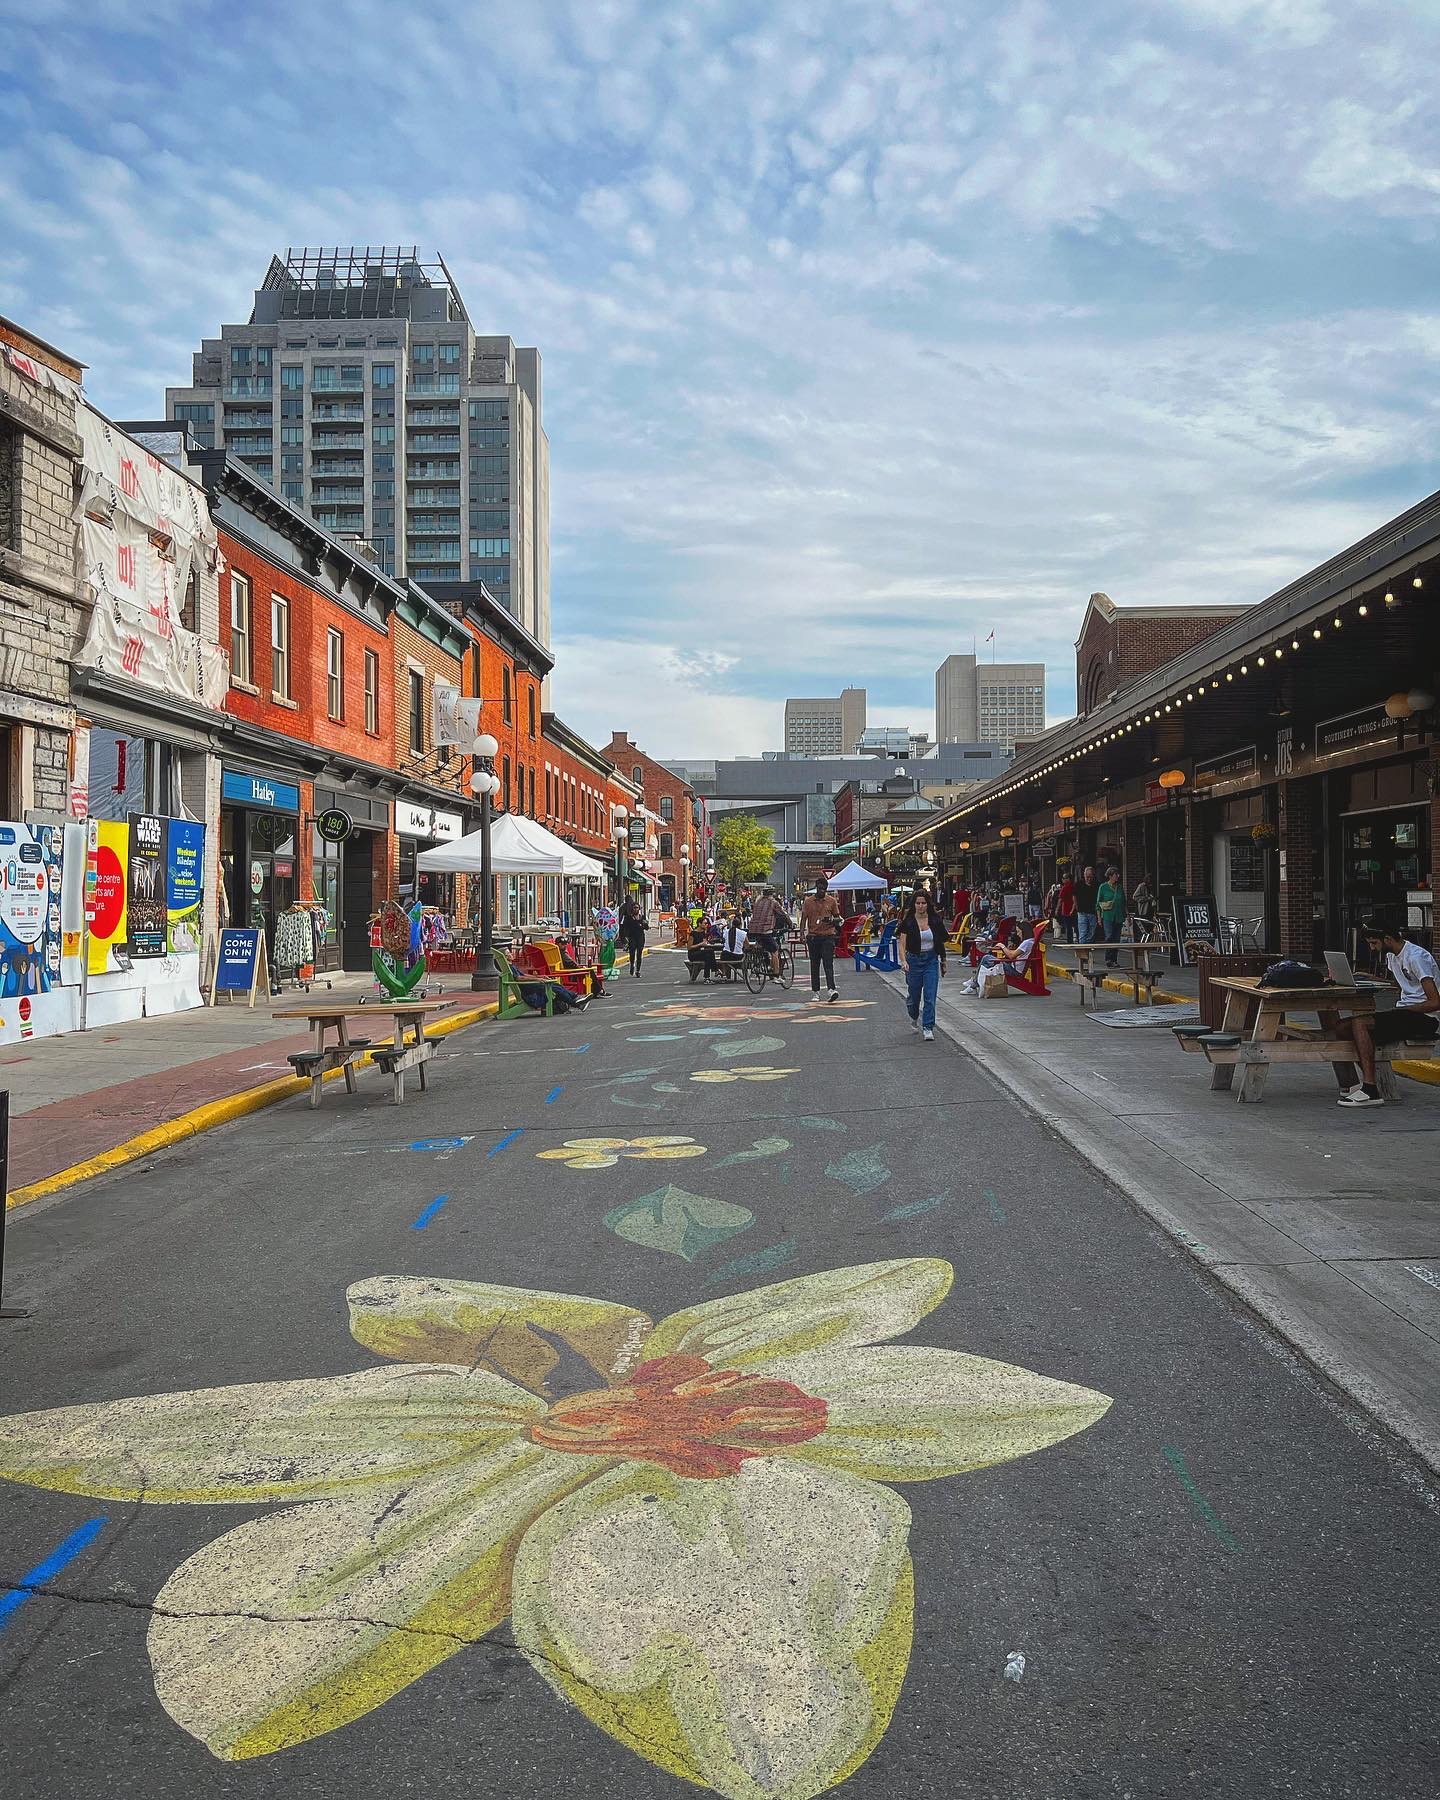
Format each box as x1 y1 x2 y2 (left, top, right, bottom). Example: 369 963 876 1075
545 1086 563 1105
885 1194 947 1221
411 1194 449 1230
408 1136 467 1152
487 1130 524 1158
704 1238 799 1287
983 1187 1007 1225
574 1044 591 1054
0 1516 108 1628
1162 1446 1240 1552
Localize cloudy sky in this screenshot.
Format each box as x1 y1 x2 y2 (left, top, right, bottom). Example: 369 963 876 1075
4 0 1439 757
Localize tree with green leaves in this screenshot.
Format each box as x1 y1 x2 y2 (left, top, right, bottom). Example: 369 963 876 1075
712 812 775 891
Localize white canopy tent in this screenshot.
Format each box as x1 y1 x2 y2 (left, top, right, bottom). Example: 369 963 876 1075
416 813 604 879
827 859 888 891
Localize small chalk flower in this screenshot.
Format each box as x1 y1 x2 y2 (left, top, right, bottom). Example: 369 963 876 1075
690 1066 798 1084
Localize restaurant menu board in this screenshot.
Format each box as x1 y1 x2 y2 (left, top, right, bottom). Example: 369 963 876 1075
166 819 205 955
1172 894 1222 963
127 812 166 957
0 821 65 996
86 819 129 975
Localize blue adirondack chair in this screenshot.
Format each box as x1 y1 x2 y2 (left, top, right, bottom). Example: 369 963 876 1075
854 920 899 972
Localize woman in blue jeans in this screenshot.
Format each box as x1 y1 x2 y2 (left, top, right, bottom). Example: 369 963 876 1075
898 890 947 1042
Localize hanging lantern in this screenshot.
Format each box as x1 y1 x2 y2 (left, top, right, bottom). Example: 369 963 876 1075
1384 692 1413 720
1157 768 1187 790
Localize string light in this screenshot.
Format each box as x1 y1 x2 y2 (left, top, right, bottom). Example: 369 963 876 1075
1358 602 1368 617
1384 591 1395 606
1312 627 1322 638
1414 576 1423 588
1257 655 1265 666
1240 664 1249 674
1226 672 1233 682
1333 616 1341 628
1291 638 1300 649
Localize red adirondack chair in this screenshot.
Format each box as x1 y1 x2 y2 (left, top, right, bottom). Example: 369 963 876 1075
1004 918 1051 996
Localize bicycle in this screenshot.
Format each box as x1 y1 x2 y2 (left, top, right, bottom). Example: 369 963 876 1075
742 935 794 993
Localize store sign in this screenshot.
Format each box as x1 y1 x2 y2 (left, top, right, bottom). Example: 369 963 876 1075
1082 796 1109 824
395 801 462 841
316 808 353 844
165 820 205 956
628 817 647 852
1315 704 1391 758
1172 894 1222 964
222 770 300 813
1194 746 1257 790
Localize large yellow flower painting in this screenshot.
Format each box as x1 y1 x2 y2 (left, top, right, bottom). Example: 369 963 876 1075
0 1260 1110 1798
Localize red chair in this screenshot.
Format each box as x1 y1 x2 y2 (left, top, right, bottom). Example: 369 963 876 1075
837 915 868 956
1004 919 1051 996
514 942 590 999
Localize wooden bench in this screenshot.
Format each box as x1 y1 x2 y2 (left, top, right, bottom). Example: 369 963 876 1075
1055 942 1169 1007
1183 1029 1434 1102
371 1038 431 1104
687 946 744 982
287 1038 373 1109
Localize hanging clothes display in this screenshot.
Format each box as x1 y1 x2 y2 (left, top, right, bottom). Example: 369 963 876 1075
273 905 315 980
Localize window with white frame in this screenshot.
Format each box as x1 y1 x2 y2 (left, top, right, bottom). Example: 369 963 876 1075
270 592 290 699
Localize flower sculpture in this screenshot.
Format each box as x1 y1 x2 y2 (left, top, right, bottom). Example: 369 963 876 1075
535 1135 707 1169
0 1261 1110 1797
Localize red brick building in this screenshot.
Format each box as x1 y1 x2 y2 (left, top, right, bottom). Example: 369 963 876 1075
1075 591 1250 717
544 715 642 890
602 731 701 910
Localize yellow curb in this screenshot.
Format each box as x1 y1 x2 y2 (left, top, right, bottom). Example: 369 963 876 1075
1046 960 1439 1088
5 1003 497 1212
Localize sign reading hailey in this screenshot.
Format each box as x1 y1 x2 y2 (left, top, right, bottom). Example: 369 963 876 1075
222 771 300 813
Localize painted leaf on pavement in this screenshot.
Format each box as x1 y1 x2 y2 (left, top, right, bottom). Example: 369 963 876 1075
605 1186 756 1262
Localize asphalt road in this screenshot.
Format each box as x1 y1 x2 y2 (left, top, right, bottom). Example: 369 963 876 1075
2 953 1437 1799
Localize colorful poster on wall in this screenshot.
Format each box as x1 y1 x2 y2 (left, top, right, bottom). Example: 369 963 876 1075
127 812 166 957
166 820 205 956
0 821 65 999
87 818 130 976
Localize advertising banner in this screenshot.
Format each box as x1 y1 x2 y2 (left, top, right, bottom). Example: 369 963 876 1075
166 820 205 956
0 821 65 997
127 812 167 957
431 685 485 747
87 818 130 976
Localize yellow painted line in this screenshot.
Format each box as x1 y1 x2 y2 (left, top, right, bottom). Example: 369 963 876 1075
1045 960 1439 1089
5 1004 497 1212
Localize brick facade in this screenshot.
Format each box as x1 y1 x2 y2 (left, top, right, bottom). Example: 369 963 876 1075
0 319 85 817
1076 593 1247 718
602 731 700 908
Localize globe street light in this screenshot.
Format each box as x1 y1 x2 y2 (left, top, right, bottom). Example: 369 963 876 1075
469 732 500 993
613 816 629 904
680 842 691 910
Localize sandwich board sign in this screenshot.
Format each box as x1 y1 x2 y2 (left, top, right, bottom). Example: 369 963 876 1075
210 927 269 1007
1172 894 1222 964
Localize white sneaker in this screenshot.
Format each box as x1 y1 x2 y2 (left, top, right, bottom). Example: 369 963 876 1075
827 989 839 1004
909 1012 921 1033
810 992 823 1004
922 1027 934 1042
1337 1089 1383 1108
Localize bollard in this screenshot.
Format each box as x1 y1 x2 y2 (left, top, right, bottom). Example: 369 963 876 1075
0 1091 26 1319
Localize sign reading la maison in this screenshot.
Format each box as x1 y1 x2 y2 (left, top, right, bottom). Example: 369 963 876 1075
395 801 463 841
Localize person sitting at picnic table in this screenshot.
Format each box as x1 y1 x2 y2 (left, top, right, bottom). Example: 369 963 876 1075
1335 922 1440 1108
721 916 748 959
689 921 722 981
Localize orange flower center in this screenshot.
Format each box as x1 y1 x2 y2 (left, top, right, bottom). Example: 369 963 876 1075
529 1354 828 1479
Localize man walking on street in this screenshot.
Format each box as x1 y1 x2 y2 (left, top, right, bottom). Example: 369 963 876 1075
1074 863 1099 944
799 876 844 1002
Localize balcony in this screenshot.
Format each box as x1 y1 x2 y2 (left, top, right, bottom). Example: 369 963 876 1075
312 431 364 449
311 402 364 422
310 460 364 478
408 374 461 396
406 518 461 534
406 461 461 481
406 406 461 425
225 378 273 398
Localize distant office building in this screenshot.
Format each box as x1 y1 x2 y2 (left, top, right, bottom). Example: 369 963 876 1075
935 655 1045 751
166 247 550 645
784 687 865 755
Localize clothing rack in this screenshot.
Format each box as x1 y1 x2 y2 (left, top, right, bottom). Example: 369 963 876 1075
273 901 333 994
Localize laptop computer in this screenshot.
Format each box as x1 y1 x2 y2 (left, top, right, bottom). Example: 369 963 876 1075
1325 950 1387 991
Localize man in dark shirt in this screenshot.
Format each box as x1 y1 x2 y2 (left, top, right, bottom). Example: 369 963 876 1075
1073 864 1099 944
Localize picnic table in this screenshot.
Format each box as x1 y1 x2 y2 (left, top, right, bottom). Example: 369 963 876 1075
1052 941 1169 1007
274 999 450 1107
1174 974 1405 1104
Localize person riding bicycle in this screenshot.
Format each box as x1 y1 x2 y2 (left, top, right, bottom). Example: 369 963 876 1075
746 887 792 979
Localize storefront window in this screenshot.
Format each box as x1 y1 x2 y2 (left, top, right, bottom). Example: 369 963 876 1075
310 829 340 949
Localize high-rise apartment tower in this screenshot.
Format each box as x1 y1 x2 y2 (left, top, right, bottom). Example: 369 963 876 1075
935 655 1044 751
166 248 550 645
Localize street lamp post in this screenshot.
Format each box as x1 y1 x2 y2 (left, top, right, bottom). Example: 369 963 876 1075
680 842 690 911
613 817 628 905
469 732 500 993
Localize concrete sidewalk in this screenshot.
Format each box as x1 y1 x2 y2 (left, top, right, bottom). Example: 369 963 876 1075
1 971 492 1205
884 966 1440 1472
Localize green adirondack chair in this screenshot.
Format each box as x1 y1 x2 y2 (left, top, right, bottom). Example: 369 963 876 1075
494 951 562 1021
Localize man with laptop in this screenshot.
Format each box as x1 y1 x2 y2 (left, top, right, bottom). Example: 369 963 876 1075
1333 925 1440 1108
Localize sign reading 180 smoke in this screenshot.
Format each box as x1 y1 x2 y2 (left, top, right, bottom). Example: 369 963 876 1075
127 812 166 957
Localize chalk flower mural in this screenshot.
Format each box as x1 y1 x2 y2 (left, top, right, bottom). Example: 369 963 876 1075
535 1135 708 1169
0 1260 1110 1797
